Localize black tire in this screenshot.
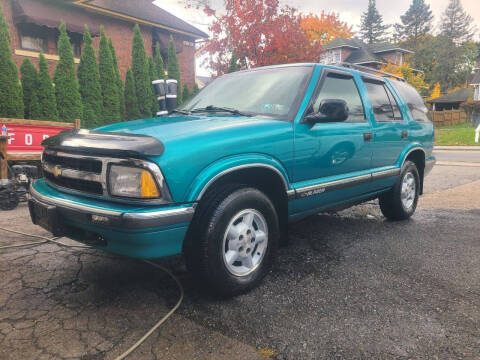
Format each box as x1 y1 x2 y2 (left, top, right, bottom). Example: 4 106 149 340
0 190 20 211
379 160 420 221
184 184 279 297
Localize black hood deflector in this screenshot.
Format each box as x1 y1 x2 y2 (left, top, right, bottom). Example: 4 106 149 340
41 129 164 158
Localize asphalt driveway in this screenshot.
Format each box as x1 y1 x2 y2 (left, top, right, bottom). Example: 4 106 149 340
1 162 479 359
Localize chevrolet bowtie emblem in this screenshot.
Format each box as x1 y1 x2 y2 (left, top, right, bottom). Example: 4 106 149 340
52 165 63 178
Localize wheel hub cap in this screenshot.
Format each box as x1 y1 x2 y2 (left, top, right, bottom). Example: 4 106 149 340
401 172 416 210
222 209 268 277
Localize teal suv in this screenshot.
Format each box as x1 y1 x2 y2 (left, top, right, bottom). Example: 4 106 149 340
29 64 435 296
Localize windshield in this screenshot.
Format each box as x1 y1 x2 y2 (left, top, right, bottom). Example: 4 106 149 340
179 66 313 120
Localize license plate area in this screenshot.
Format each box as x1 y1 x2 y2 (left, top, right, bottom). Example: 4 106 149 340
28 199 65 236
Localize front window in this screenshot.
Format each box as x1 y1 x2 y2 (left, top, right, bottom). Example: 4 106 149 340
180 66 313 120
312 73 365 122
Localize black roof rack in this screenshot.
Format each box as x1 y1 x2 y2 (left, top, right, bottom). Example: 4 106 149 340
336 62 406 82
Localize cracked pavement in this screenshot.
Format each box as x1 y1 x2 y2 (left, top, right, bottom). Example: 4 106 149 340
1 163 479 359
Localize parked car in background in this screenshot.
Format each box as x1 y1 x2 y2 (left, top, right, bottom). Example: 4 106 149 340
28 63 435 296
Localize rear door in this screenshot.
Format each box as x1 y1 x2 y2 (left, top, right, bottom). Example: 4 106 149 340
363 78 409 169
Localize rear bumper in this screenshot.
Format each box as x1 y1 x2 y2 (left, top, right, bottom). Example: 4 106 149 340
28 179 194 259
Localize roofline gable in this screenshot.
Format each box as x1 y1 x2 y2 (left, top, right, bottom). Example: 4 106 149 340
73 0 208 39
373 48 414 54
324 45 360 50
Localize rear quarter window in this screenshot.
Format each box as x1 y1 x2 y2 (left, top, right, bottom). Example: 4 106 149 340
390 80 432 123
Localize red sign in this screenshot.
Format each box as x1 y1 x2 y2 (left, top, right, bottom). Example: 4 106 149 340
1 123 70 153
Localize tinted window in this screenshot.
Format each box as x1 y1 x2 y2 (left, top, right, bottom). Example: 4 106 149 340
390 80 431 122
180 66 312 120
364 81 396 122
312 73 365 122
385 86 402 119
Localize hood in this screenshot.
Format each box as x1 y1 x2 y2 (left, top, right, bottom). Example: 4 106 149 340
96 114 285 144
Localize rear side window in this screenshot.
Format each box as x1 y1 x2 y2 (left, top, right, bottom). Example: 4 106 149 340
312 73 366 123
364 80 401 122
390 80 431 122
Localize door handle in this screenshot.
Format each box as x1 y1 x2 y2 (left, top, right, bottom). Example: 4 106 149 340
363 132 373 142
401 130 408 139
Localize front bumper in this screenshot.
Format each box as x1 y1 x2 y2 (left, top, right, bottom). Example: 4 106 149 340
28 179 194 258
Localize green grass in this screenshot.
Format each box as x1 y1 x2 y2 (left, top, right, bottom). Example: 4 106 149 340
435 122 480 146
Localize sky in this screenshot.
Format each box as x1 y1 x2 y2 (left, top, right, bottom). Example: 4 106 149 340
154 0 480 76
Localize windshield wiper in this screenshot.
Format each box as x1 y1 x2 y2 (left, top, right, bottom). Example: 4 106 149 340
169 109 191 115
190 105 252 117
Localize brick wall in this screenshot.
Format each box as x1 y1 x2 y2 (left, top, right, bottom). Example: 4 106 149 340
1 0 197 89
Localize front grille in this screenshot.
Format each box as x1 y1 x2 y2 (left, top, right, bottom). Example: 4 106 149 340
43 152 102 173
45 172 103 195
42 150 105 197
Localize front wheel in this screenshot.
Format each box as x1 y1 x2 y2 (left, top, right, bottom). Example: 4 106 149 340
379 160 420 220
184 185 279 297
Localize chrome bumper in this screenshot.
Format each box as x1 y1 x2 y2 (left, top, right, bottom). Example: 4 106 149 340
29 184 194 229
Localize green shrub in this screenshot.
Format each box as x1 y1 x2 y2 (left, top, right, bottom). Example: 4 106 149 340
32 53 58 121
98 26 121 124
0 3 24 118
124 67 140 120
54 22 82 122
109 38 126 120
132 24 154 118
167 36 182 105
20 58 37 119
77 26 102 127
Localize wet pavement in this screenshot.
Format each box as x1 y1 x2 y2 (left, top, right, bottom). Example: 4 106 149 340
1 163 479 359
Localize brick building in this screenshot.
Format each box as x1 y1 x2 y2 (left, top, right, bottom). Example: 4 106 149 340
1 0 207 89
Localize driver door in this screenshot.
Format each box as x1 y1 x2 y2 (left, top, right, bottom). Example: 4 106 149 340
292 68 373 214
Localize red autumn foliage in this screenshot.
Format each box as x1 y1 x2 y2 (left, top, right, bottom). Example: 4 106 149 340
200 0 323 76
300 11 354 45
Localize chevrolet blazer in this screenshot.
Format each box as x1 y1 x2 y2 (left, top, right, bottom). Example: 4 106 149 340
28 63 435 296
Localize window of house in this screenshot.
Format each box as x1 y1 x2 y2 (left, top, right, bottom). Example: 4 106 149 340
320 49 342 65
312 73 366 122
364 80 402 122
18 24 48 53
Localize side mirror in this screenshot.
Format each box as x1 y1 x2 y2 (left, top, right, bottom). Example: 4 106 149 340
304 99 349 123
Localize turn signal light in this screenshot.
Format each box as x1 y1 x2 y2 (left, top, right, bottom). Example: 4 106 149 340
141 170 160 198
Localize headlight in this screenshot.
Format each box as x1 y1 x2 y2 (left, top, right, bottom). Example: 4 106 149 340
108 165 160 198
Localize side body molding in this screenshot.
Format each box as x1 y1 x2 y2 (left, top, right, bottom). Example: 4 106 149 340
185 154 293 202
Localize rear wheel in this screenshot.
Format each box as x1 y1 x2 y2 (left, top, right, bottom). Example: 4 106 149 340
379 160 420 220
184 185 279 297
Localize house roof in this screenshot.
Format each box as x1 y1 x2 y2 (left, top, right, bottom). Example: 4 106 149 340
368 42 413 54
427 88 474 104
470 71 480 86
324 38 412 65
323 38 360 50
72 0 208 39
12 0 101 35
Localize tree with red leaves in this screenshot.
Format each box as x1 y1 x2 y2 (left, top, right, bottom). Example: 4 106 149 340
200 0 323 76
